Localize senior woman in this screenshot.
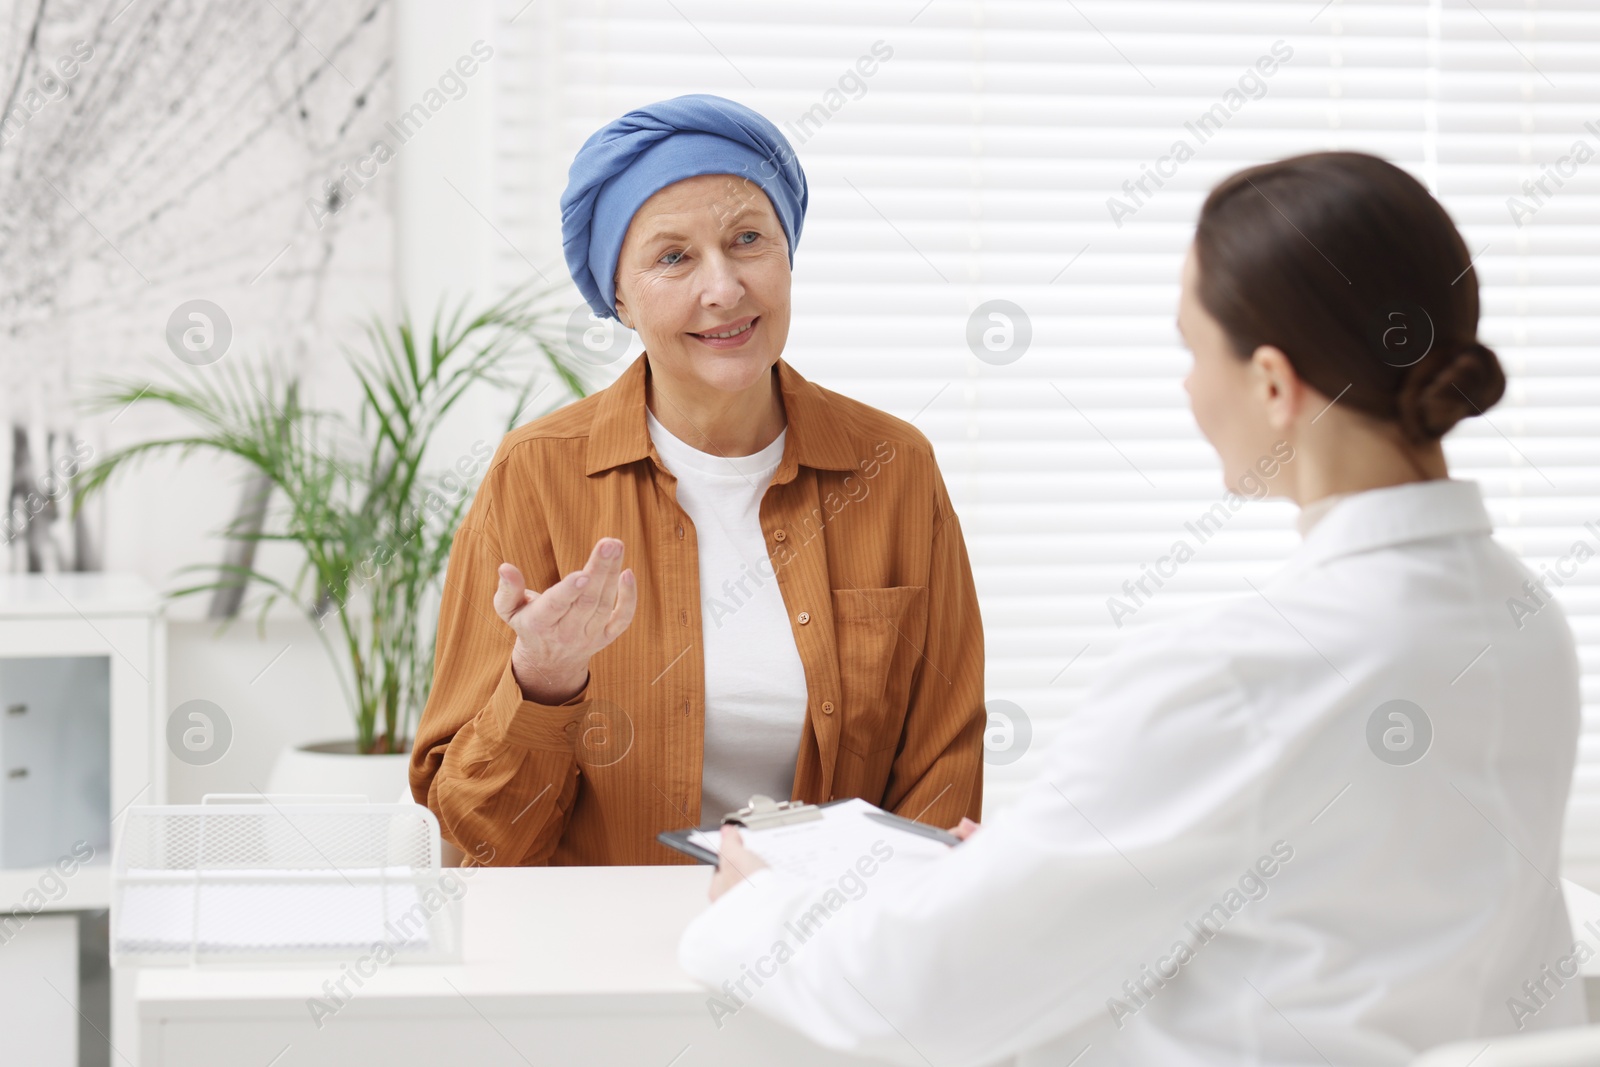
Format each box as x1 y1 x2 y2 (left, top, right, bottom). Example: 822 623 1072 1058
410 94 987 866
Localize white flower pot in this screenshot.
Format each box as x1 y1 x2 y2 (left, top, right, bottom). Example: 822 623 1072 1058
265 740 413 804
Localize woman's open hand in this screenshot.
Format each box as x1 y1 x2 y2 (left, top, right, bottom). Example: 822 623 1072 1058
495 537 637 704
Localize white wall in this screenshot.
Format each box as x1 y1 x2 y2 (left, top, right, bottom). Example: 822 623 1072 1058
163 617 351 803
154 2 518 788
0 2 443 787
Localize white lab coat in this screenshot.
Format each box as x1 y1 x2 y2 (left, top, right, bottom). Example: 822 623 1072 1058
677 478 1586 1066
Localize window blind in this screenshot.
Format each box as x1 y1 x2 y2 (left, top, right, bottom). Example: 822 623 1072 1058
482 0 1600 878
1435 1 1600 884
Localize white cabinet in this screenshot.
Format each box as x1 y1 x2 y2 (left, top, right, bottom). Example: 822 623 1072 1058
0 913 80 1066
1 655 111 869
0 573 166 1066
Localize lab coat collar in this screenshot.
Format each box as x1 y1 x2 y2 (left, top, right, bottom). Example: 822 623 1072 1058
1282 478 1492 577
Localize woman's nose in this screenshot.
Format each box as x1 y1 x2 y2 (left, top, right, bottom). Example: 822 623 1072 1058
698 253 745 306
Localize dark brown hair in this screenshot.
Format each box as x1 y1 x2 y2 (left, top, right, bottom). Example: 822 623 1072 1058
1194 151 1504 443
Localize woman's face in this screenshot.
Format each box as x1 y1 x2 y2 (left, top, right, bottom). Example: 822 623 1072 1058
612 173 792 397
1178 242 1287 498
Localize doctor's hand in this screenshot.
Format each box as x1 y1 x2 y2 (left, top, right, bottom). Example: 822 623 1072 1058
708 825 770 903
496 537 637 705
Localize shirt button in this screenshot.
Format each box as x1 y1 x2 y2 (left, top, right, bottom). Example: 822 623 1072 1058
798 611 810 624
821 701 835 715
773 529 787 542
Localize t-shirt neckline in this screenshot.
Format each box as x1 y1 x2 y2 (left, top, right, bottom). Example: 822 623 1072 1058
645 407 787 478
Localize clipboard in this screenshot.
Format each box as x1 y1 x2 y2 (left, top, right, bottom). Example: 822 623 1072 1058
657 793 962 866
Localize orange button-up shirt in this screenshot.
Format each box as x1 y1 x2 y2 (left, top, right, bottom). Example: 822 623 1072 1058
410 353 986 866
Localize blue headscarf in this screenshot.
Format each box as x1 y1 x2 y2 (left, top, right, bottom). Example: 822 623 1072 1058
560 94 808 320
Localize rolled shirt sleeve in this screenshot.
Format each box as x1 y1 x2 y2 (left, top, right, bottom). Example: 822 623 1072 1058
409 508 594 866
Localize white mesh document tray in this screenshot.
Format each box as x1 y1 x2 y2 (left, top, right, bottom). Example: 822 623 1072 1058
111 795 462 966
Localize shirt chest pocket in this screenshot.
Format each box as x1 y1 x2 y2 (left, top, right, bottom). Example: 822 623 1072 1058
830 585 928 757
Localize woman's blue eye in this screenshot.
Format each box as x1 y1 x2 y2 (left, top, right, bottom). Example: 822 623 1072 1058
736 231 758 245
660 250 683 265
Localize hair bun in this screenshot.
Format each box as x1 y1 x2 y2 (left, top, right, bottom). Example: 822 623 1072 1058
1396 340 1506 443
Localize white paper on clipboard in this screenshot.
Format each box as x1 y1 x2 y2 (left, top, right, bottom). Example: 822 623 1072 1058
687 797 956 881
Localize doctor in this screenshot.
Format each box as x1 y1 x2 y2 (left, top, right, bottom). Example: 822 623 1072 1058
677 150 1585 1065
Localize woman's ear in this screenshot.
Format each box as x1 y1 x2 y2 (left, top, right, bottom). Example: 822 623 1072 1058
1249 344 1305 433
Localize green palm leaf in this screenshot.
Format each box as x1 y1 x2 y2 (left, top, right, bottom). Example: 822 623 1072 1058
74 282 592 754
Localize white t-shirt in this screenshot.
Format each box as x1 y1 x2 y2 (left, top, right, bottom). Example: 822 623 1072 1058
645 408 810 824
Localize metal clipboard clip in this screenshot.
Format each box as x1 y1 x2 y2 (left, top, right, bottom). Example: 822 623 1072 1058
722 794 823 830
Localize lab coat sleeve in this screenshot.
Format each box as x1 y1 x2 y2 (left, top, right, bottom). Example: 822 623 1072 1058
678 611 1275 1066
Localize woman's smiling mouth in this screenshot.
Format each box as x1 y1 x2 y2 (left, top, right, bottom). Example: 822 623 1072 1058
689 316 758 348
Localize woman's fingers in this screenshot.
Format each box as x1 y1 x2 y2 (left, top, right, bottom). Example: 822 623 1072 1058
493 563 528 622
500 538 630 653
515 569 579 630
585 539 625 636
602 569 638 642
496 540 636 700
580 536 620 583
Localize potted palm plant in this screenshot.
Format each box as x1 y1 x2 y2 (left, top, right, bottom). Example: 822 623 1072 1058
73 284 592 798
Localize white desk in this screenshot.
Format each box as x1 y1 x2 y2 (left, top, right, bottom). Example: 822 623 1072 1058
134 868 1600 1066
134 865 883 1066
